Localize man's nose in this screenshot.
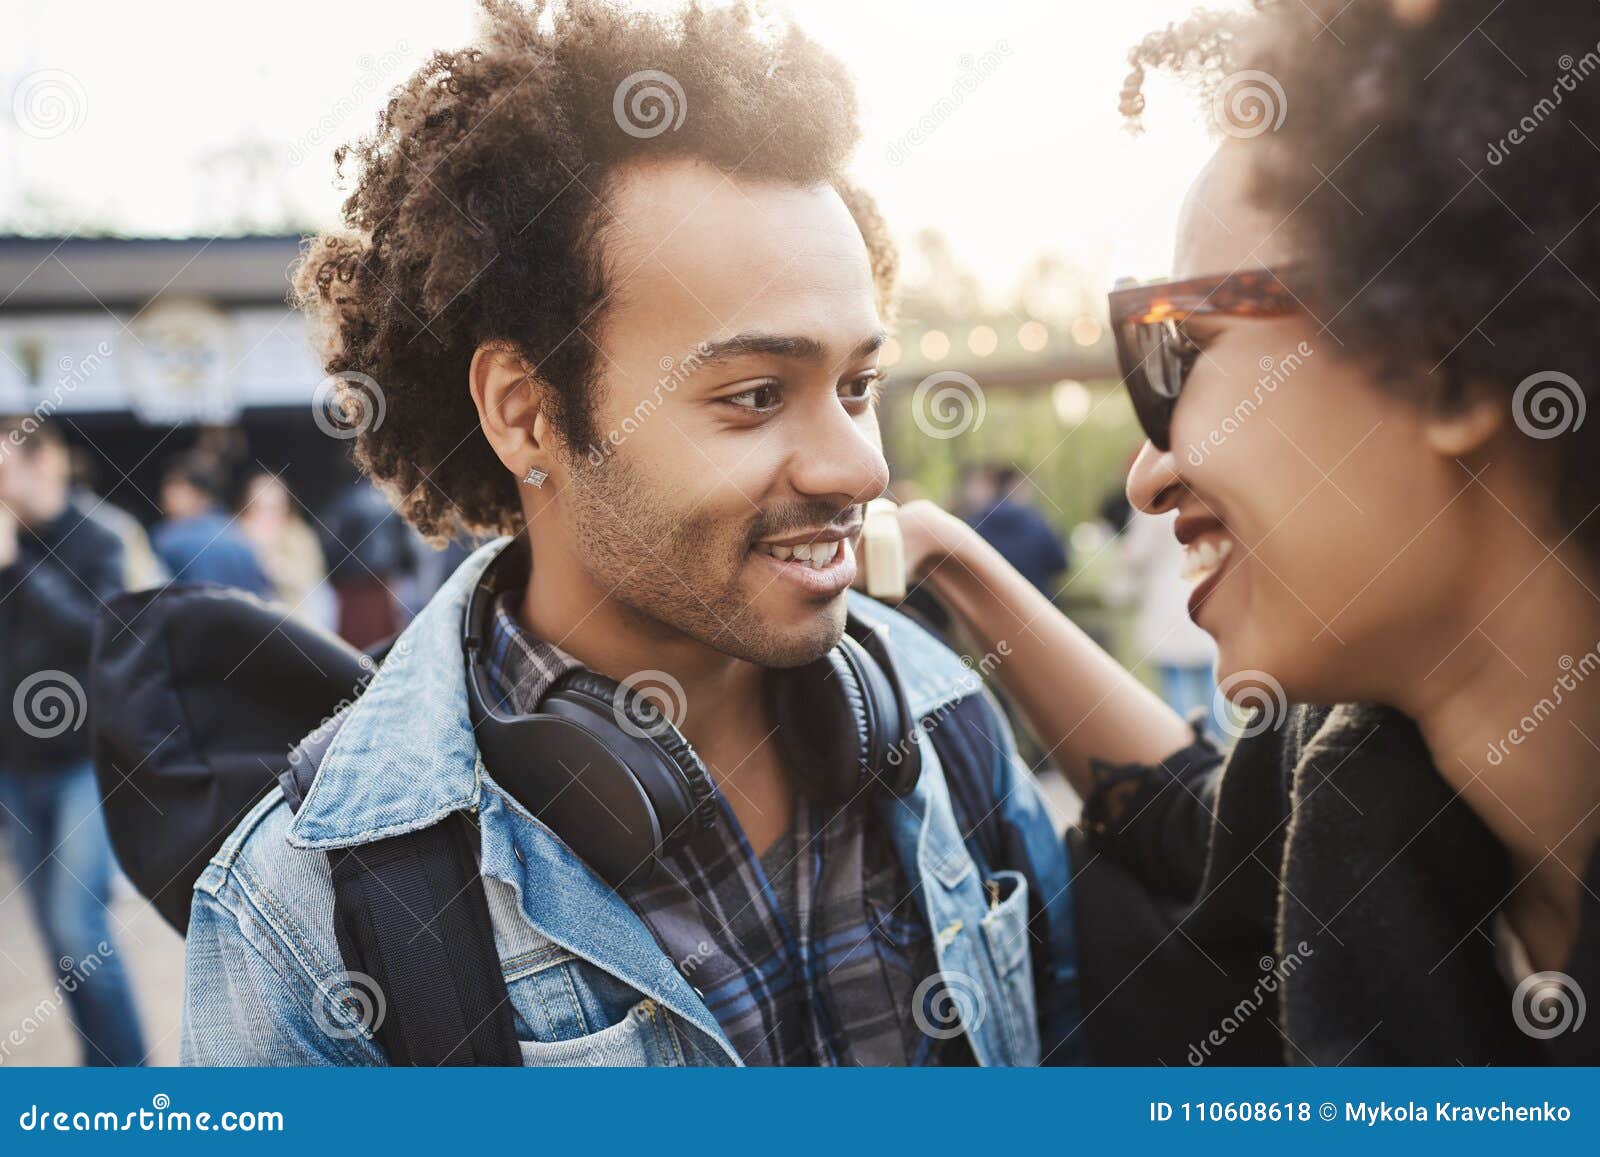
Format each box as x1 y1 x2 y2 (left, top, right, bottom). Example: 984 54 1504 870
786 396 889 508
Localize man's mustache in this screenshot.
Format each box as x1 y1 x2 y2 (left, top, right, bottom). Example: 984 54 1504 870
748 503 864 544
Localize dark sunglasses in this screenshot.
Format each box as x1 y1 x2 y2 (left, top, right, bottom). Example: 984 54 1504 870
1108 267 1304 450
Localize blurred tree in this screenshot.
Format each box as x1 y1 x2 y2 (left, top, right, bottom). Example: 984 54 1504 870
1013 251 1101 326
896 227 985 327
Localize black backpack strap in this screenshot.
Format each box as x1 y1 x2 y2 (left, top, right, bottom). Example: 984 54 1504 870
284 724 522 1066
327 818 522 1066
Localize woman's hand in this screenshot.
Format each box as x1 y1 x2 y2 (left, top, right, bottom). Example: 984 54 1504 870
850 497 976 596
855 493 1191 794
894 499 976 585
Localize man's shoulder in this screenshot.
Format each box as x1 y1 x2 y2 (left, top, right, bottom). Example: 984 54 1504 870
184 784 390 1065
846 590 995 719
35 501 120 558
193 785 341 972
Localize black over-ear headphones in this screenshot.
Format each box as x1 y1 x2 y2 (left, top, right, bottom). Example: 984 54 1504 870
463 536 922 889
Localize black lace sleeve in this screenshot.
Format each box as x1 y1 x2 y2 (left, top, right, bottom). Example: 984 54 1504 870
1079 714 1227 902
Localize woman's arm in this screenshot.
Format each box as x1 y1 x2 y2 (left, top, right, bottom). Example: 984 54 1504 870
892 499 1193 798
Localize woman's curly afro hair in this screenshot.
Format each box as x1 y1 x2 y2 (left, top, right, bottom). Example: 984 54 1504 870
293 0 896 542
1121 0 1600 553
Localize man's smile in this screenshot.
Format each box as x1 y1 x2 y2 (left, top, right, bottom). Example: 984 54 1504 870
749 529 858 595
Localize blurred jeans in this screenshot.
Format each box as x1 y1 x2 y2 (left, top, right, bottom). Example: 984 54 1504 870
1159 662 1223 740
0 763 146 1066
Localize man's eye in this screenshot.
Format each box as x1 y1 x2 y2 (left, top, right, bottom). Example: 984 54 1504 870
841 372 885 403
724 383 780 411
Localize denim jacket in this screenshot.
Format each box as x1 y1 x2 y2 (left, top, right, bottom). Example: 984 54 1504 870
180 540 1082 1066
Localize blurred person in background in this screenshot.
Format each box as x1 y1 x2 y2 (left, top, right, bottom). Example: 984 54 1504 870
1114 508 1219 735
951 460 997 522
319 476 419 649
238 470 335 631
66 444 166 591
0 419 146 1066
151 453 271 597
964 464 1070 597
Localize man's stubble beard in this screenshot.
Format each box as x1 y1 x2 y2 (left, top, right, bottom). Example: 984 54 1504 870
559 446 844 669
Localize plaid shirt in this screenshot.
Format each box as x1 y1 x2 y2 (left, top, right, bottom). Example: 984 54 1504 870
482 592 969 1065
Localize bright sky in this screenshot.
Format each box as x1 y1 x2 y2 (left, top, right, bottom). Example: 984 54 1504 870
2 0 1247 302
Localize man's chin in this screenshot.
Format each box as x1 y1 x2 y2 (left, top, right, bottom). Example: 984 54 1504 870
722 591 848 669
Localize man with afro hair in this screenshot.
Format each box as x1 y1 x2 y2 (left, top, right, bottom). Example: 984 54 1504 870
180 0 1082 1067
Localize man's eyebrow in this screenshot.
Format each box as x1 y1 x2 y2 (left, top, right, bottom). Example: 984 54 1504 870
690 330 887 369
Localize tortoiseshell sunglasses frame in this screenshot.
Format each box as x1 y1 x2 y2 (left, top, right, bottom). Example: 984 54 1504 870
1108 267 1305 450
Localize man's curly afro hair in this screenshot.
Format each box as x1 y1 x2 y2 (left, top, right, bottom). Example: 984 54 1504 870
1121 0 1600 553
293 0 896 542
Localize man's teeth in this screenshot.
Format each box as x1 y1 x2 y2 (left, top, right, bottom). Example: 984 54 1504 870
753 538 842 569
1180 537 1234 583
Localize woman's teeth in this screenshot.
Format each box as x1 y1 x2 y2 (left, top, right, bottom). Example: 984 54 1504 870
753 538 842 569
1180 537 1234 583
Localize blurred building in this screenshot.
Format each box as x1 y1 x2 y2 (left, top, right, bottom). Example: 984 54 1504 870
0 235 356 520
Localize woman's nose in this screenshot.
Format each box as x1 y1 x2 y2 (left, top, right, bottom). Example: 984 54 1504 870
1125 439 1183 515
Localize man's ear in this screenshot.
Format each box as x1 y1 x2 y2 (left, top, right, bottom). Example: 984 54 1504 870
469 340 557 479
1424 381 1507 458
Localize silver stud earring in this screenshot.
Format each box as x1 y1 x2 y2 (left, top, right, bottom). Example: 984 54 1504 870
522 466 548 488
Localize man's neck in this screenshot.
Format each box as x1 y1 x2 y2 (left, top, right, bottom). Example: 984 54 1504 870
519 543 773 775
21 492 69 533
1403 551 1600 972
518 543 798 853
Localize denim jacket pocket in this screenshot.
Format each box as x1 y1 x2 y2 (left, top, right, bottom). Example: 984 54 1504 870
979 870 1039 1066
516 997 685 1067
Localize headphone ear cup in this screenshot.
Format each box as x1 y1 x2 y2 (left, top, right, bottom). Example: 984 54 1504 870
847 621 922 796
543 669 717 833
769 642 874 803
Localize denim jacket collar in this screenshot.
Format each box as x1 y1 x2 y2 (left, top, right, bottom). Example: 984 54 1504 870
285 538 498 850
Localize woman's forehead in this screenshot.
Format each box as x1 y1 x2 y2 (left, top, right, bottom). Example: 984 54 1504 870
1174 142 1296 279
